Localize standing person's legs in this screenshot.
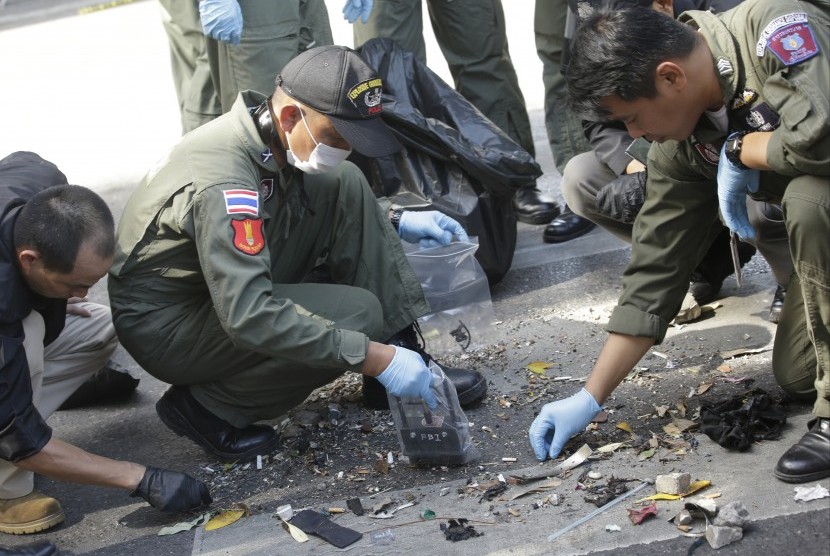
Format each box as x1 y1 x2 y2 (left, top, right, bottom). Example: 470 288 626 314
774 175 830 483
353 0 426 61
209 0 327 112
534 0 589 174
158 0 221 133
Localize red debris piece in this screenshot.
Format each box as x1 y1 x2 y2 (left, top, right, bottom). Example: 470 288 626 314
627 503 658 525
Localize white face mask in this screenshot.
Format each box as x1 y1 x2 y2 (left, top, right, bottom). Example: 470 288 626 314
285 106 352 174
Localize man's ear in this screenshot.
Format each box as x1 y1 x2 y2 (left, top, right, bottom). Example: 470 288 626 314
655 61 687 92
17 249 40 272
652 0 674 17
277 104 302 133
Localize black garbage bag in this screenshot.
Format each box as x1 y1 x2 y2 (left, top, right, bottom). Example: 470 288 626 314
352 38 542 285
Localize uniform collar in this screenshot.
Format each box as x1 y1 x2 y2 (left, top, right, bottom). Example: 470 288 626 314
229 91 280 176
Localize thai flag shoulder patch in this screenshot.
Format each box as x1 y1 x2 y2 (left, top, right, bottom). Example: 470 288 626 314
223 189 259 216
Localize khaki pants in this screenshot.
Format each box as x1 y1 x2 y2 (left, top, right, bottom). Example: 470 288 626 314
0 303 117 499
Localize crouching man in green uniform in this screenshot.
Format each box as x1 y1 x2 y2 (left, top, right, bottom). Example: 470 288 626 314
528 0 829 483
109 45 486 463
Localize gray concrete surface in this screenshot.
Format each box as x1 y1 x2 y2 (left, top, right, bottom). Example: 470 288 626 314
1 2 828 555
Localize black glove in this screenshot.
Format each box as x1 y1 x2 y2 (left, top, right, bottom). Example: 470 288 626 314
596 171 647 223
0 541 58 556
131 466 212 513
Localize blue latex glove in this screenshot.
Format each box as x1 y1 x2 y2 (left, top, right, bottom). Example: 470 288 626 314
376 346 438 408
342 0 374 24
398 210 469 248
717 141 760 241
528 388 601 461
199 0 243 46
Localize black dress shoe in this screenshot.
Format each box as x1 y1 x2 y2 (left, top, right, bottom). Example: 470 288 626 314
59 363 140 410
769 284 786 324
774 417 830 483
513 186 561 225
156 385 279 462
542 210 595 243
363 325 487 410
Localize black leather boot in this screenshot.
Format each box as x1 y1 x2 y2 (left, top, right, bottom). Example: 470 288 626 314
543 208 595 243
774 417 830 483
156 385 279 462
769 284 786 323
363 325 487 410
513 186 561 225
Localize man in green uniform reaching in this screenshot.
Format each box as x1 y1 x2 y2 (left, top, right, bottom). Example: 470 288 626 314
109 45 486 463
528 0 829 483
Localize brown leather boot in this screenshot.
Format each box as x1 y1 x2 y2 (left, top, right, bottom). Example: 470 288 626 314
0 491 64 535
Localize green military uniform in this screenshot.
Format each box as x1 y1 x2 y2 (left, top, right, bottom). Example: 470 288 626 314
607 0 830 417
208 0 334 113
353 0 535 155
108 91 429 428
160 0 334 130
159 0 222 133
534 0 590 173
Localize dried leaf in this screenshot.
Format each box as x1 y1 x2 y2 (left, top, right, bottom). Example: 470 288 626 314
510 478 562 500
158 512 212 536
508 508 521 517
374 458 389 475
616 422 633 433
597 442 627 453
654 405 669 418
498 398 512 408
526 361 553 375
205 509 246 531
281 519 309 543
637 448 655 461
696 382 713 395
683 480 711 496
717 364 733 373
637 493 681 502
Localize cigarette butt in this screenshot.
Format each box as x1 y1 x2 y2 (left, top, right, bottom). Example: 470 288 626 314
502 457 517 463
256 455 263 469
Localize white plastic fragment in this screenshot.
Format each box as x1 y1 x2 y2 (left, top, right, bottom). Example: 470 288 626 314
256 455 263 470
588 471 603 480
387 452 394 464
605 524 621 532
276 504 294 521
794 484 830 502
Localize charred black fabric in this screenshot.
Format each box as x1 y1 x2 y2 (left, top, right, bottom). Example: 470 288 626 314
289 509 362 548
353 39 543 285
441 519 483 542
700 389 787 451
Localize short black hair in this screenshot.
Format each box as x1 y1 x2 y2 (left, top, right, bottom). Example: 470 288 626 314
566 5 699 121
13 185 115 273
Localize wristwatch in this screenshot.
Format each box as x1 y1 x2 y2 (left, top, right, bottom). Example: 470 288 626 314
390 208 404 231
724 131 750 169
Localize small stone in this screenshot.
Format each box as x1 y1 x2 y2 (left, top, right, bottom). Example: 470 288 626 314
656 472 691 495
676 509 693 526
695 498 718 515
706 524 743 549
588 471 603 480
713 501 749 528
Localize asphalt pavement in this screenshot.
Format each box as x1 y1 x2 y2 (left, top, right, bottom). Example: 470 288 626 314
0 2 828 555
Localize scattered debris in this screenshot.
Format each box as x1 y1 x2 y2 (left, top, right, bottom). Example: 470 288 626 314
548 482 651 541
370 529 395 546
706 524 743 549
583 477 635 507
290 509 362 548
605 524 621 533
421 509 436 520
699 389 786 451
510 478 562 501
509 444 592 484
597 442 627 454
720 345 772 359
478 482 508 503
588 471 603 480
793 484 830 502
627 503 658 525
346 497 364 516
441 519 483 542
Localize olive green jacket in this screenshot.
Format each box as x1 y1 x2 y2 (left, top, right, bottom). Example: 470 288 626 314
607 0 829 342
109 91 371 370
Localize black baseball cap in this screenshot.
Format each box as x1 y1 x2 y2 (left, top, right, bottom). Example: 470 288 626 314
277 45 400 157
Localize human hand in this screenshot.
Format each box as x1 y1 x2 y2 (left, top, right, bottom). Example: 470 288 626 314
131 466 212 513
596 171 646 224
342 0 374 24
199 0 243 45
66 297 91 317
717 140 759 241
376 346 438 408
398 210 469 248
528 388 601 461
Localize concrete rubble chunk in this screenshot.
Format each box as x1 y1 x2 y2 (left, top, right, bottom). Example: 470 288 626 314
655 472 691 495
706 524 743 549
676 509 693 526
713 501 750 528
